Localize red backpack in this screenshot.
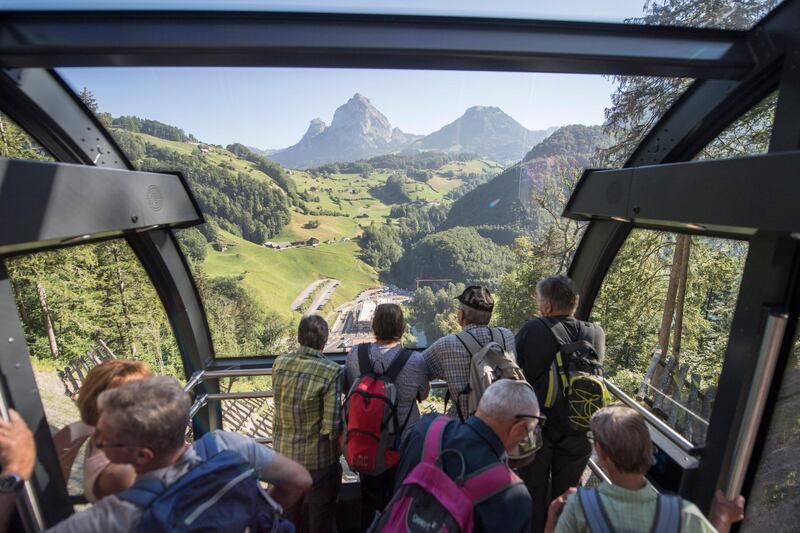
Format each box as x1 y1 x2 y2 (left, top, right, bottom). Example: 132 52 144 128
342 343 414 475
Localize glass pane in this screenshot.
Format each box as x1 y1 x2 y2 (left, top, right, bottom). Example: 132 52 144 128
741 326 800 531
59 67 692 355
6 240 181 496
591 229 747 445
13 0 781 30
0 112 53 161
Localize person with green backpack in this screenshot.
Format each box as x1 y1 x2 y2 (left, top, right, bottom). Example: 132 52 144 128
515 275 607 533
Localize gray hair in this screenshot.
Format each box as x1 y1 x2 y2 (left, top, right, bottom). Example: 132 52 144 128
536 275 578 312
477 379 539 423
459 302 492 326
97 376 190 456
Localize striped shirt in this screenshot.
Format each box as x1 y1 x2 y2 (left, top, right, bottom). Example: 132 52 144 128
555 480 716 533
272 346 343 471
421 324 516 418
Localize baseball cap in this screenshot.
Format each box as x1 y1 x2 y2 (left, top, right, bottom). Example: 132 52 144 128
455 285 494 312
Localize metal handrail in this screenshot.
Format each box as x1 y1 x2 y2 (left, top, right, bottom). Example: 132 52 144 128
604 379 696 453
587 458 612 485
725 312 787 500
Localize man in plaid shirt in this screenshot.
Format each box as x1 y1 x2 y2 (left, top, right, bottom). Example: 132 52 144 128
422 285 517 420
273 315 343 533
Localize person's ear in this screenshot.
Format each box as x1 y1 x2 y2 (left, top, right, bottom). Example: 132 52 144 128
509 419 528 446
133 447 155 467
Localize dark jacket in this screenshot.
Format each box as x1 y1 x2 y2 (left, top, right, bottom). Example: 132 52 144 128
393 413 532 533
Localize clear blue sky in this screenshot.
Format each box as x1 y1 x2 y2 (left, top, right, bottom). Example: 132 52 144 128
59 68 626 150
55 0 646 149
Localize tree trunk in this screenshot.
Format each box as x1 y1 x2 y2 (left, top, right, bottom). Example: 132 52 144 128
671 235 691 364
36 282 60 359
653 236 686 385
0 115 7 157
112 245 136 356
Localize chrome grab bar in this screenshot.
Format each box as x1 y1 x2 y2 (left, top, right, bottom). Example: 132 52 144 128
588 458 612 485
604 379 696 453
725 311 787 500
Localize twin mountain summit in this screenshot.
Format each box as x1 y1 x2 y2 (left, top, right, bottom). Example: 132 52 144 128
263 93 566 168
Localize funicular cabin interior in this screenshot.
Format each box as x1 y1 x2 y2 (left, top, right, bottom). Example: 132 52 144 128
0 1 799 531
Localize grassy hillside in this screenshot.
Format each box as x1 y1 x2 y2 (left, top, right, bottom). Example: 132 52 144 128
203 230 379 320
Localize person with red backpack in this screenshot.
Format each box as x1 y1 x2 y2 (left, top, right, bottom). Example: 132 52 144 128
372 379 541 533
343 303 430 531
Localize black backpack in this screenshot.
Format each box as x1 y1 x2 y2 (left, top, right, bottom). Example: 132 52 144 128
539 317 609 432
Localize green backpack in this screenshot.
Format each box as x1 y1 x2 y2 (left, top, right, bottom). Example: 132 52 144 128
540 317 610 431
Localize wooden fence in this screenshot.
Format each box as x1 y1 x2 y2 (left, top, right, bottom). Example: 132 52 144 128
636 350 716 445
57 340 117 398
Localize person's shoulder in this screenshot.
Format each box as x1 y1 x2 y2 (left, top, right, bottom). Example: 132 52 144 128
680 500 717 533
519 316 548 331
415 413 440 433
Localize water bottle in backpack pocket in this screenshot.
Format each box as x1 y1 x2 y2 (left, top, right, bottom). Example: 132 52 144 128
341 343 414 475
118 431 294 533
369 415 522 533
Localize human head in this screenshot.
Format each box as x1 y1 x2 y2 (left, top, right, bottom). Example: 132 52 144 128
95 376 190 472
372 303 405 342
77 359 152 426
456 285 494 326
536 275 579 317
475 379 541 454
298 315 329 351
591 405 655 475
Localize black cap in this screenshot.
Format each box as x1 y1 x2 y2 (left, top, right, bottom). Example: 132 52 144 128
456 285 494 312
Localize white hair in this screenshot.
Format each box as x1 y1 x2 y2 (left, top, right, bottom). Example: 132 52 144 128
477 379 539 423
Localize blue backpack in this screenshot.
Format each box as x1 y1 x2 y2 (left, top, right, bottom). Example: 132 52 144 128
119 432 295 533
578 487 682 533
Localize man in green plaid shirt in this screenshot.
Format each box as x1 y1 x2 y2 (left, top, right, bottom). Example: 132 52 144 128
273 315 343 533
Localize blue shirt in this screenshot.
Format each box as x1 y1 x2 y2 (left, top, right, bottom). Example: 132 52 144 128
393 414 532 533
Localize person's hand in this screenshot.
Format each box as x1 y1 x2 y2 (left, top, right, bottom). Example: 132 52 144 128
709 490 745 532
0 410 36 480
544 487 577 533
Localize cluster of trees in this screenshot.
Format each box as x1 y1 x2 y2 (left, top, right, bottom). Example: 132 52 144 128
382 174 410 203
366 151 481 170
406 283 464 343
225 143 298 198
389 227 513 289
136 144 291 244
360 204 448 270
112 115 197 143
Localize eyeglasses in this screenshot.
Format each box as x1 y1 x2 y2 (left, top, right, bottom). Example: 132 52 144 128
515 414 546 455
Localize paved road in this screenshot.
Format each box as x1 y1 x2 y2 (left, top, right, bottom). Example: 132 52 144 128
290 279 328 310
304 279 340 316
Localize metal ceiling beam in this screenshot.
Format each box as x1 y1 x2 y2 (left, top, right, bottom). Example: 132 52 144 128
563 151 800 236
0 11 754 78
0 67 220 526
0 158 202 256
568 0 800 320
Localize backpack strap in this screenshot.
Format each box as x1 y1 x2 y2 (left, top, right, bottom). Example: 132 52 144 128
117 478 167 509
490 328 507 351
651 494 682 533
461 463 523 504
357 343 372 375
455 330 484 357
421 415 450 464
578 487 614 533
384 348 413 381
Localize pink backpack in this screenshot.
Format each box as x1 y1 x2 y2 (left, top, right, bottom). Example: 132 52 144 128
369 415 522 533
